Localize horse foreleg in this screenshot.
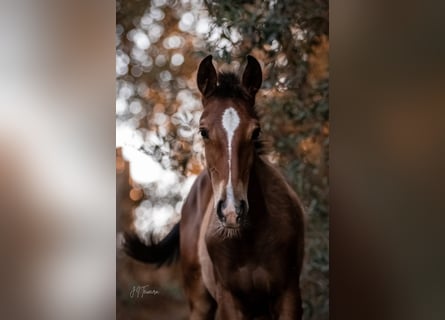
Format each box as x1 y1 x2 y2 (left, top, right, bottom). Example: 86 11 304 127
275 286 303 320
214 288 248 320
183 271 216 320
188 291 215 320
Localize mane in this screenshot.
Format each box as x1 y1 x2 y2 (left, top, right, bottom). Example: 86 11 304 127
213 72 251 101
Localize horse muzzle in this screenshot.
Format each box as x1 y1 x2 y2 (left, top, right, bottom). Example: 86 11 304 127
216 199 248 228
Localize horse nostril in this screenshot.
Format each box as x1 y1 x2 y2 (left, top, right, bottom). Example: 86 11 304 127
237 200 248 216
217 199 226 222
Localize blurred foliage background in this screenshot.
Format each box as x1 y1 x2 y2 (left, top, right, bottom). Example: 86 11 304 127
116 0 328 319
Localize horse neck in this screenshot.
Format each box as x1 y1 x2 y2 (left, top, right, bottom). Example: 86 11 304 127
246 154 269 220
247 154 292 220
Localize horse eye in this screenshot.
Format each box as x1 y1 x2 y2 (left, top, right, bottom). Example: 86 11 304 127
199 128 209 139
251 128 261 141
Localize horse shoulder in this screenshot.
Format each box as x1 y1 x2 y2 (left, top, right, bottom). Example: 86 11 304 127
197 197 217 299
180 170 212 264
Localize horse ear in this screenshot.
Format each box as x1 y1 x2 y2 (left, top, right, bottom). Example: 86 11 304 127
242 55 262 97
197 55 217 98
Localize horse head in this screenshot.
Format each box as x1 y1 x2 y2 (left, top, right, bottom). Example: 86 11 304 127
197 55 263 231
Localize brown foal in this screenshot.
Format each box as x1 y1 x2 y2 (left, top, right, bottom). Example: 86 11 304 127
125 55 305 320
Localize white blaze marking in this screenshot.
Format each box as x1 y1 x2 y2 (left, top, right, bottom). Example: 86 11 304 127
222 107 240 208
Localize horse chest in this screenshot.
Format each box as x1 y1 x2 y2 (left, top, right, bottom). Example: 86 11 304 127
218 247 283 293
207 233 289 297
229 264 276 294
